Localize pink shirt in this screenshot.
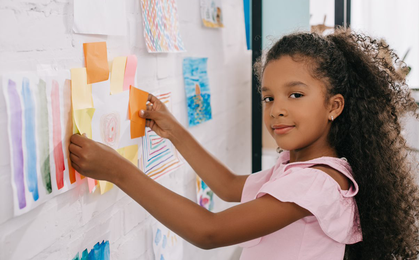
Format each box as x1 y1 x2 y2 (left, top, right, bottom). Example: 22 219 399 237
239 151 362 260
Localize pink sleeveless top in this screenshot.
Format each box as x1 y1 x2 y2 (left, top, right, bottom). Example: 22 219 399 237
239 151 362 260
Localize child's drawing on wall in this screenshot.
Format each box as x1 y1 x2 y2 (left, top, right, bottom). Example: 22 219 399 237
196 175 214 211
200 0 224 28
153 221 183 260
100 112 120 149
182 57 212 127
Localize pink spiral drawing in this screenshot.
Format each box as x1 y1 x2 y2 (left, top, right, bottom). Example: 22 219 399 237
100 113 120 148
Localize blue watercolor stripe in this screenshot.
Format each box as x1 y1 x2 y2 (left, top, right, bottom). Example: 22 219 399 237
21 78 39 201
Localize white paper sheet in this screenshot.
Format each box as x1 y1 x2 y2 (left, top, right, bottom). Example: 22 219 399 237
73 0 127 36
91 80 133 150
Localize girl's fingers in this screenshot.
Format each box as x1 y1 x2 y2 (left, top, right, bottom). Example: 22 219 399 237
71 161 81 173
69 143 82 155
70 134 85 147
147 93 159 105
70 152 80 164
145 119 151 128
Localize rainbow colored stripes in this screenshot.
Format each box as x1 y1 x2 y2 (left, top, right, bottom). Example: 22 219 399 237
139 92 183 180
3 73 77 215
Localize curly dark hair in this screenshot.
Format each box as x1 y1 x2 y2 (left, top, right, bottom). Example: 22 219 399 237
255 28 419 259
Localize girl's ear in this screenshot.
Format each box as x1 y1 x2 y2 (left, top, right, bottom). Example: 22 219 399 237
329 94 344 120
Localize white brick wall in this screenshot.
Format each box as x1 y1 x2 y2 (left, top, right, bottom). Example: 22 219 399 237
0 0 251 259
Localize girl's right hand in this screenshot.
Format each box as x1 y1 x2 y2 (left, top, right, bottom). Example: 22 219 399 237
139 93 181 139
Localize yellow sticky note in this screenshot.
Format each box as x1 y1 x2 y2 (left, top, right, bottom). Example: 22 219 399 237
110 56 127 95
71 68 94 110
117 144 138 166
74 108 95 139
98 180 114 194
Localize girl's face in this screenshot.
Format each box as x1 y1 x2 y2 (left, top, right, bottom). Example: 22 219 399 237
262 56 334 154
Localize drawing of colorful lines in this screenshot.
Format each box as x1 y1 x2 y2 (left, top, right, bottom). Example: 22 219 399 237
140 129 183 180
139 92 183 179
140 0 185 52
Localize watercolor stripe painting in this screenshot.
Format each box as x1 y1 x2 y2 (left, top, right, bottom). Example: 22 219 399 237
140 0 186 53
2 71 81 215
139 92 183 180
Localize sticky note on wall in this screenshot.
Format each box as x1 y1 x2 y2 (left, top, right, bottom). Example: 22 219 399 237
129 86 148 138
70 68 94 110
123 55 137 91
88 178 97 193
73 108 95 138
117 144 139 166
83 42 109 84
98 180 113 194
110 56 127 95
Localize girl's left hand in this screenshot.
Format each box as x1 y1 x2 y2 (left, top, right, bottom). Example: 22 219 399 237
68 134 125 182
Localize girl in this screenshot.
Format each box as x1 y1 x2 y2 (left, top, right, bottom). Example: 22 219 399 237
69 29 419 259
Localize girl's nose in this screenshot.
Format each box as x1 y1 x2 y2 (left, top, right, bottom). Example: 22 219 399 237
270 105 287 118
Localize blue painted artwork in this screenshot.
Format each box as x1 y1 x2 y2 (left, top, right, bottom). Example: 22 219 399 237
153 222 183 260
72 240 110 260
182 58 212 127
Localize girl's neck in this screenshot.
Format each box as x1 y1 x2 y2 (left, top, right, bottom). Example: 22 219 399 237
289 145 338 163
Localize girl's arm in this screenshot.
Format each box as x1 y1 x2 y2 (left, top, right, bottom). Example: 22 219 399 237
162 125 247 202
139 94 248 202
68 135 311 249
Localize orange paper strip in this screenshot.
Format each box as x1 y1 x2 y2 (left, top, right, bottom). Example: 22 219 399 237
83 42 109 84
129 85 148 138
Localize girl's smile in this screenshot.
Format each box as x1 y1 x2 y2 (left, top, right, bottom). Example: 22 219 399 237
271 124 295 135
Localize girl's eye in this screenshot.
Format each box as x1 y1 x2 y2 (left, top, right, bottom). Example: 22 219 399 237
290 93 303 98
262 97 273 103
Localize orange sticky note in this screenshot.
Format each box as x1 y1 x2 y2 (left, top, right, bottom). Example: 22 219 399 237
129 85 148 138
83 42 109 84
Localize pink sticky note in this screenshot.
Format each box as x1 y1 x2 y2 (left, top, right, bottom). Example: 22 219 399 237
87 178 97 193
123 55 137 91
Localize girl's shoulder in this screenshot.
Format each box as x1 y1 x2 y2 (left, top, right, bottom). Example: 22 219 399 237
278 152 359 197
242 151 363 244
